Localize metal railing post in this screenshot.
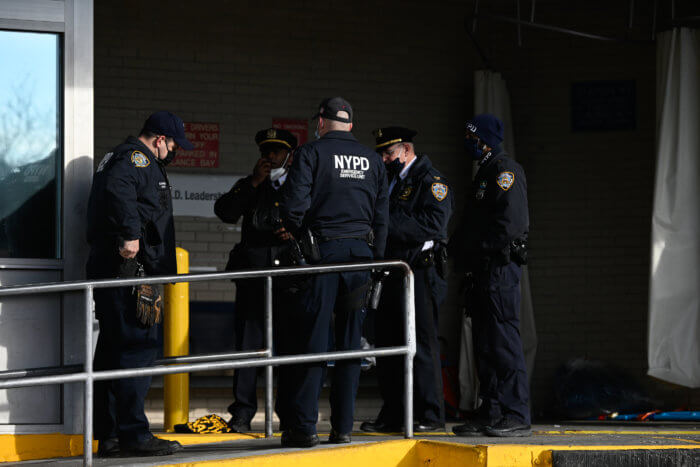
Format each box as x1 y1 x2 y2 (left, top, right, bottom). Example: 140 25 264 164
84 286 94 466
264 276 273 438
403 269 416 439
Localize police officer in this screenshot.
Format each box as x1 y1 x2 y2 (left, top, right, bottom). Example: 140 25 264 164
86 111 193 456
276 97 389 447
450 114 531 437
213 128 297 432
360 127 454 433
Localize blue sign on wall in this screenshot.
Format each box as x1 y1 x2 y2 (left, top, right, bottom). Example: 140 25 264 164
571 80 636 131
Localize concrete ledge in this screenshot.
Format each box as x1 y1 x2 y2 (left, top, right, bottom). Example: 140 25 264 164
2 428 699 465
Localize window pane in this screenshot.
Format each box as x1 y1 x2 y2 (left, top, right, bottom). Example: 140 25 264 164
0 30 61 259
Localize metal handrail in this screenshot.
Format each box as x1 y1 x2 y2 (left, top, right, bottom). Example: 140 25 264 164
0 260 416 467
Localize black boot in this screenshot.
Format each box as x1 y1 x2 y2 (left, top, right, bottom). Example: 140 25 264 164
328 429 351 444
484 418 532 437
452 420 488 436
97 438 119 458
359 419 402 433
414 420 445 432
281 430 320 448
121 434 184 456
227 415 252 433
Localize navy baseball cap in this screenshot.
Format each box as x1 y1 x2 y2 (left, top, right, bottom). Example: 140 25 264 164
465 113 504 149
311 97 353 123
143 111 194 150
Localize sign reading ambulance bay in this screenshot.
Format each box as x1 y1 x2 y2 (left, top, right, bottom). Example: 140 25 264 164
170 122 220 168
334 154 369 180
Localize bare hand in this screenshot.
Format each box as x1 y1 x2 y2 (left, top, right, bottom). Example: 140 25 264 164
251 158 271 187
274 226 293 242
119 239 139 258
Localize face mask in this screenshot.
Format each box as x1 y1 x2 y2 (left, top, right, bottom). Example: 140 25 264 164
159 149 176 166
156 137 176 166
314 121 321 139
464 138 482 160
270 152 291 182
385 149 405 176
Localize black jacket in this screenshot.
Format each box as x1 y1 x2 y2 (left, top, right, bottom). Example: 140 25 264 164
385 155 454 265
451 147 529 272
214 176 288 269
86 136 176 278
280 131 389 258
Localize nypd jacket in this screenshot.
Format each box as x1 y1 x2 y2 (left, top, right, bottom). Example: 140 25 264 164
280 131 389 259
451 147 529 271
86 136 176 278
214 176 287 269
385 155 454 265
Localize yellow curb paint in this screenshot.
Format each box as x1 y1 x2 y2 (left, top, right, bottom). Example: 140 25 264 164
164 439 420 467
0 434 97 462
536 430 700 435
163 440 487 467
161 441 700 467
159 432 267 445
650 436 700 444
0 431 698 464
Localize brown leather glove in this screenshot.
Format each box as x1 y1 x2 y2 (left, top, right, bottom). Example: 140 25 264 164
132 261 163 328
135 283 163 328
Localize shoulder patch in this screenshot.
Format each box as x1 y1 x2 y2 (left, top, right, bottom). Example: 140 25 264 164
130 151 150 168
496 171 515 191
431 182 448 201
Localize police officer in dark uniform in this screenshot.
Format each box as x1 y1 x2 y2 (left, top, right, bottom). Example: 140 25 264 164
276 97 389 447
86 111 193 456
360 127 454 433
450 113 531 437
213 128 297 432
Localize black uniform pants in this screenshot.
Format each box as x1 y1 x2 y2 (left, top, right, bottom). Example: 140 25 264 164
375 266 446 425
228 279 290 424
93 287 158 444
471 261 530 425
278 239 371 436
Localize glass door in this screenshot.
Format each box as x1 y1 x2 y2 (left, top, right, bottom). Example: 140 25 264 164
0 30 62 260
0 29 63 425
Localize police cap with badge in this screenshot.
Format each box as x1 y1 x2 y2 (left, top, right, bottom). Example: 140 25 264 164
373 126 417 151
255 128 298 153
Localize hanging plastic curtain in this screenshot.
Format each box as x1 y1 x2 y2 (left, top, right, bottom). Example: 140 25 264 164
648 28 700 388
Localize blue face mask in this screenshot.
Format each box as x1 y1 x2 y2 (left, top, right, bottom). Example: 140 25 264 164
464 138 482 160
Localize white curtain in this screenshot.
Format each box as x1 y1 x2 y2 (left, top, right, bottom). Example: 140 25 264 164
648 28 700 388
459 70 538 410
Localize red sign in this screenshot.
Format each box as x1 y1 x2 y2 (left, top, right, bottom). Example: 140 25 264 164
170 122 220 168
272 118 308 148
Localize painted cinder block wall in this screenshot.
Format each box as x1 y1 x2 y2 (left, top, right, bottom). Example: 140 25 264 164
93 0 698 413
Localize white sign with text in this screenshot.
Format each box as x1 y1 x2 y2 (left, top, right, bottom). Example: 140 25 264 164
168 173 244 217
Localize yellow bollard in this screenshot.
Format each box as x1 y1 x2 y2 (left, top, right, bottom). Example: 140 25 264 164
163 247 190 432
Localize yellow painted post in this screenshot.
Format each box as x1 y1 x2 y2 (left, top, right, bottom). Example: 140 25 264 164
163 247 190 432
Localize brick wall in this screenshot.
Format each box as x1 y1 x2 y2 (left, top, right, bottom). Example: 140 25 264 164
94 0 699 412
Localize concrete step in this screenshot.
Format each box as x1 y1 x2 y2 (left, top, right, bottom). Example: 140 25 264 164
6 425 700 466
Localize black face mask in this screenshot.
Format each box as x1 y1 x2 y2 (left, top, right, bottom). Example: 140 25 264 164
386 157 405 176
158 149 176 166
